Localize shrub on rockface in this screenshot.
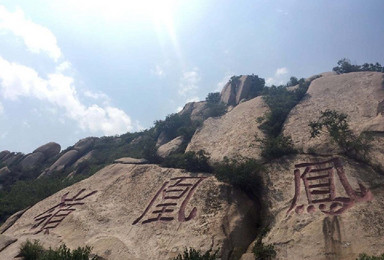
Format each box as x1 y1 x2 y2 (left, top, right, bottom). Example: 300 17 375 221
213 158 264 199
309 109 372 161
161 150 212 173
256 135 297 160
19 240 97 260
333 58 384 74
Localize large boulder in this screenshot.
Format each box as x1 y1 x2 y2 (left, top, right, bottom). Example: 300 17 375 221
220 75 259 106
179 101 209 121
20 152 45 170
157 136 184 158
187 96 269 163
2 153 23 166
0 151 10 161
40 150 79 177
283 71 384 169
33 142 61 160
241 154 383 259
1 163 259 260
73 137 96 154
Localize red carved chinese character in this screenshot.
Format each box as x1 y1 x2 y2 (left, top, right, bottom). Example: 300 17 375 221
287 158 372 215
133 176 206 225
31 189 97 234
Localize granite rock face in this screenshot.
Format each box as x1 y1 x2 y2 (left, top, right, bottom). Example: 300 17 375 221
283 72 384 169
220 75 259 106
0 164 258 260
157 136 184 158
244 154 383 260
187 96 269 162
33 142 61 160
20 152 45 170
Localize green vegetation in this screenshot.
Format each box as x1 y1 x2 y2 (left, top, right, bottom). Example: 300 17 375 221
253 242 276 260
333 58 384 74
309 109 372 161
213 158 264 199
256 77 317 160
0 173 86 223
19 240 97 260
260 79 313 137
256 135 296 161
205 92 227 118
161 150 212 173
252 227 276 260
172 248 219 260
356 253 384 260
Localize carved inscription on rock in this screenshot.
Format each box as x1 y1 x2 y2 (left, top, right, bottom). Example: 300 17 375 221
31 189 97 234
287 158 372 215
133 176 206 225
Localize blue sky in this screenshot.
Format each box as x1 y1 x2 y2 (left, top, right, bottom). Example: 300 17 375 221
0 0 383 153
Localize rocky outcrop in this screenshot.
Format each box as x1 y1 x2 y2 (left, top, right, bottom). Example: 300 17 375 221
0 164 258 259
187 96 269 162
73 137 97 154
0 208 30 234
20 152 45 170
0 151 10 161
157 136 184 158
2 153 23 166
39 138 97 177
220 75 259 106
113 157 148 164
0 235 17 253
73 150 95 168
179 101 209 121
283 71 384 169
33 142 61 160
40 150 79 177
242 154 383 259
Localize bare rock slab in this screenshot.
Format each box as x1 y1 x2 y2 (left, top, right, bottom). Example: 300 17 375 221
187 96 268 162
1 164 258 260
253 155 384 260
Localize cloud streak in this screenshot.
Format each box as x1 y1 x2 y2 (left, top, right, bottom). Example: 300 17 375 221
0 5 62 61
179 68 201 96
0 56 133 135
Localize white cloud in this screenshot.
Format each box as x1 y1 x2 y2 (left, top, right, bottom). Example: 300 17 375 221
0 5 62 61
276 67 288 76
56 61 72 73
179 68 201 96
0 101 3 114
83 90 111 104
151 65 165 77
266 67 289 86
0 56 133 135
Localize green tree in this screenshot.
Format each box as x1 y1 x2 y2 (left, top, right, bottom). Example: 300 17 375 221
308 109 372 161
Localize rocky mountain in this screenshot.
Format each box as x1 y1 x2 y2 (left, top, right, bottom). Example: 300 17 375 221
1 68 384 259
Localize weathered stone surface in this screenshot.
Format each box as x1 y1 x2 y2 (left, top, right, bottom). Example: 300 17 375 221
155 131 170 148
2 153 23 166
179 101 209 121
0 151 10 161
157 136 184 158
220 75 258 106
283 71 384 169
0 235 17 253
0 167 11 185
1 164 258 260
40 150 79 177
73 150 95 168
33 142 61 160
245 154 384 260
20 152 45 170
0 207 30 234
187 96 269 162
113 157 148 164
73 137 96 154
